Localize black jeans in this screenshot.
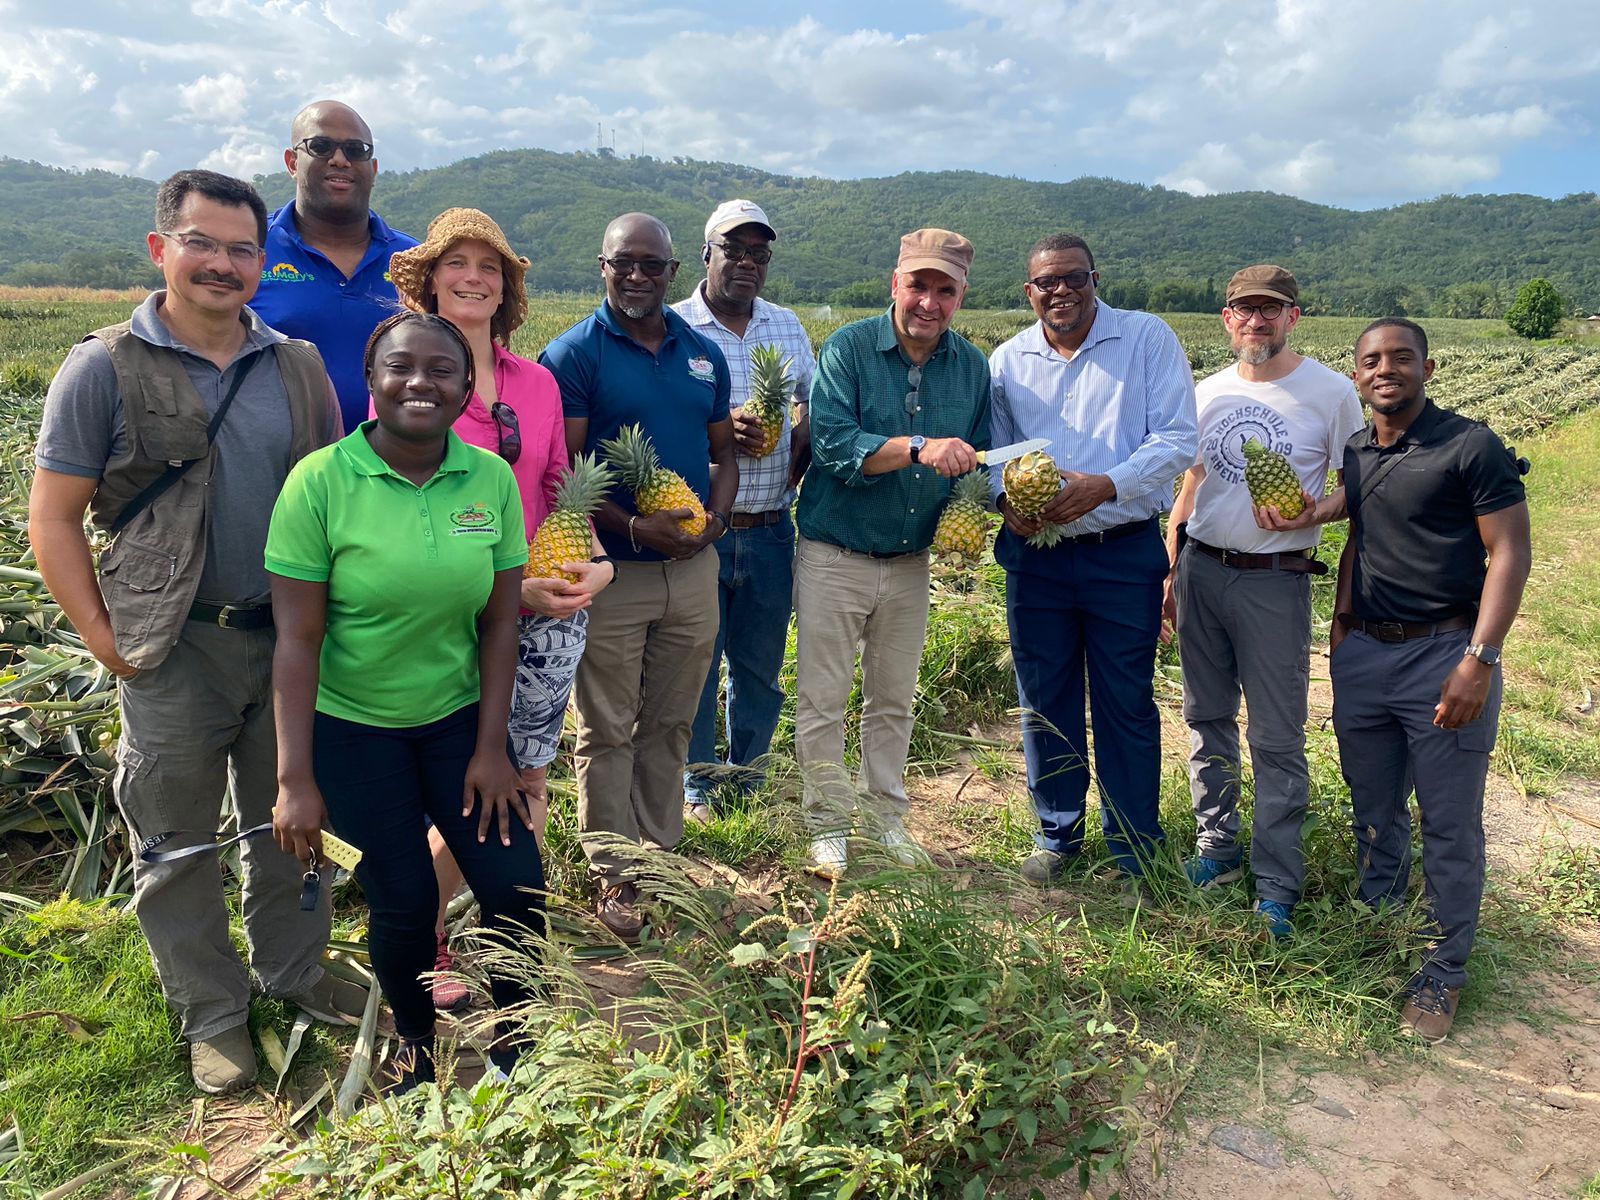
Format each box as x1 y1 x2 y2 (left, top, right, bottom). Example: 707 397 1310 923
313 703 545 1042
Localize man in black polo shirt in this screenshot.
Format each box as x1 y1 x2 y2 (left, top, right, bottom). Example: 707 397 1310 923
1331 317 1531 1043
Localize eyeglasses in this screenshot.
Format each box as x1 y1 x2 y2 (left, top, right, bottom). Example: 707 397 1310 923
156 231 263 267
294 136 375 161
490 401 521 465
1027 271 1096 293
709 241 772 265
599 255 676 277
904 365 923 417
1227 300 1288 320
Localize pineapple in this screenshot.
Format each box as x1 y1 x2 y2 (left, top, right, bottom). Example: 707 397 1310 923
932 471 991 565
599 423 708 536
1001 449 1068 548
1241 438 1306 520
742 344 794 458
527 453 617 582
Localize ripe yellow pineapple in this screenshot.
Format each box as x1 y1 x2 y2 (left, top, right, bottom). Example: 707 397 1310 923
932 471 992 565
527 453 616 582
599 423 708 536
742 344 794 458
1001 449 1068 548
1242 438 1306 520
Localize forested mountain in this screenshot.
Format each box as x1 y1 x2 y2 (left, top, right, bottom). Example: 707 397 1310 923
4 151 1598 315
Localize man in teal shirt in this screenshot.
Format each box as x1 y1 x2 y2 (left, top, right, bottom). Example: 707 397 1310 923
794 228 990 879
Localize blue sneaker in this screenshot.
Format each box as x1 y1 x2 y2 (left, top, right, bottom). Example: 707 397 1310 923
1255 898 1294 939
1185 853 1244 888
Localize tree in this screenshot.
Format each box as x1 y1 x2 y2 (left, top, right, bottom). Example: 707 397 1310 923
1504 278 1566 340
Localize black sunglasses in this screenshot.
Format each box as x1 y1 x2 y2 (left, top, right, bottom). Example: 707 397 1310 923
294 136 375 162
709 240 773 265
904 364 923 417
491 401 521 465
1028 271 1096 293
599 255 676 277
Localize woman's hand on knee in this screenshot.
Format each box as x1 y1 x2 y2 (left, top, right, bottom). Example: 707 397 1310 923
464 751 536 846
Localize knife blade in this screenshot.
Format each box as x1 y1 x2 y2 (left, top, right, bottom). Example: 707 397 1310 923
976 437 1050 466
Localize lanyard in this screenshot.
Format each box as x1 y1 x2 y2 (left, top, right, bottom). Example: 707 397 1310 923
139 822 321 911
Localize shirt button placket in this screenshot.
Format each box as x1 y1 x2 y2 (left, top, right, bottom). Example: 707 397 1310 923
417 487 439 559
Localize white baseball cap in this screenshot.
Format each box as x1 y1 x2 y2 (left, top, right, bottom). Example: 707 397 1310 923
704 199 777 243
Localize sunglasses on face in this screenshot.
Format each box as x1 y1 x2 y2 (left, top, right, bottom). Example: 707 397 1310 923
294 136 375 161
491 401 521 465
709 240 773 265
598 255 675 277
1028 271 1096 293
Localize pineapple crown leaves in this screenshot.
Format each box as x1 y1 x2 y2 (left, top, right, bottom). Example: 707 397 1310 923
748 343 796 400
598 423 663 488
949 470 992 507
552 452 618 515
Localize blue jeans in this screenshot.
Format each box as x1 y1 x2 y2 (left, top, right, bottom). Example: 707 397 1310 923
1000 523 1169 876
685 514 795 807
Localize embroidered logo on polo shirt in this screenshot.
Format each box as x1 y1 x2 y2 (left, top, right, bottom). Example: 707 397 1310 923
262 263 315 283
449 502 499 536
687 356 716 383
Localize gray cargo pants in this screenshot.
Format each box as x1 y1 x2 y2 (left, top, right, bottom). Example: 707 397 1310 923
1175 545 1313 903
115 620 330 1041
1330 626 1499 988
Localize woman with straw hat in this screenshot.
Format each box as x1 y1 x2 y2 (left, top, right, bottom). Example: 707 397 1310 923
388 209 614 1008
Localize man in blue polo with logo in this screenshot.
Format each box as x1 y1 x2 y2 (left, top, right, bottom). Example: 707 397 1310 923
540 212 737 940
252 100 418 432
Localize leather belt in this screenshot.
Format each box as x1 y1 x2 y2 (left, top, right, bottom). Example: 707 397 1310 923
1191 538 1327 576
1339 613 1474 643
729 509 786 529
1057 516 1157 545
188 601 274 631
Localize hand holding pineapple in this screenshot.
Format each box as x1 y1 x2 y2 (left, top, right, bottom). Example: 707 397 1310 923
1242 438 1319 529
523 452 617 617
599 423 713 560
731 344 794 457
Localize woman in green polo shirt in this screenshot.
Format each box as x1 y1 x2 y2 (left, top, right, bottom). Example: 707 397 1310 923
267 311 541 1092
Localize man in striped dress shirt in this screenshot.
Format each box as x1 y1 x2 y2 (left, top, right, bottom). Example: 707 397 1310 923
989 233 1198 904
673 200 817 823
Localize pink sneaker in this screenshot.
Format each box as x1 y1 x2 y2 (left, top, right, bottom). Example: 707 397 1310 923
432 931 470 1012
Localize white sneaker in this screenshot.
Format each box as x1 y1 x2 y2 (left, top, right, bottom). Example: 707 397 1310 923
808 834 847 881
881 824 920 868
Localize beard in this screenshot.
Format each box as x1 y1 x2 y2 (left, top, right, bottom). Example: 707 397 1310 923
1368 393 1420 416
1235 335 1286 366
619 302 656 320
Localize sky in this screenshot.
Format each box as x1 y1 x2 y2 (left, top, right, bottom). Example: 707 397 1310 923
2 0 1597 210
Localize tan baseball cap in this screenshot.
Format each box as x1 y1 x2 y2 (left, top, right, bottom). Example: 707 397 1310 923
1226 264 1299 306
705 199 776 242
896 228 974 286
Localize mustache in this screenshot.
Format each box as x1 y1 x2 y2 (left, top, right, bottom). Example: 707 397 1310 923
189 270 243 290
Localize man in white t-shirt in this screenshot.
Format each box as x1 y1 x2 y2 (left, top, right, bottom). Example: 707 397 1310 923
1163 264 1364 937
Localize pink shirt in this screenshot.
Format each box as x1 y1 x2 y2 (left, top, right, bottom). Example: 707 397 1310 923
369 343 567 539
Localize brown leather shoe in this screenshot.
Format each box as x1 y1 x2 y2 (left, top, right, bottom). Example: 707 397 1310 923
596 882 644 942
190 1024 257 1095
1400 975 1462 1043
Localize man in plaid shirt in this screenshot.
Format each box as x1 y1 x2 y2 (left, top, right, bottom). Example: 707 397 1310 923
673 200 817 822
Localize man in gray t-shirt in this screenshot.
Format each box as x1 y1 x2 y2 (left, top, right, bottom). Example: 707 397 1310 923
29 169 351 1097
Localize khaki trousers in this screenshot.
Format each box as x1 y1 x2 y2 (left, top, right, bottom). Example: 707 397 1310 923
115 621 330 1041
793 535 931 830
573 550 719 884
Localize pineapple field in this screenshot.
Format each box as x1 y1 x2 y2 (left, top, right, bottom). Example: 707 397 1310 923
3 289 1600 1197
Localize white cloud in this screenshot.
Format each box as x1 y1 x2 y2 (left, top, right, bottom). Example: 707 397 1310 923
0 0 1594 208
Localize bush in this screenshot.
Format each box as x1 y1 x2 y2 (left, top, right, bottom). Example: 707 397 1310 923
1505 279 1566 340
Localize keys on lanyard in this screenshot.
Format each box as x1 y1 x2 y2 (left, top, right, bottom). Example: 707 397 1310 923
299 862 322 911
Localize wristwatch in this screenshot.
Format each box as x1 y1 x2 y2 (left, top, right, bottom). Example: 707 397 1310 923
1463 643 1502 666
707 510 730 540
908 435 927 465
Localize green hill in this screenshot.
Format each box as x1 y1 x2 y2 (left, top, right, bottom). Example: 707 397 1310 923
4 151 1598 315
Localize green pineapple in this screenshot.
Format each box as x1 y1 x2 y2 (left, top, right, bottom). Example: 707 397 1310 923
600 423 708 536
527 453 616 582
743 344 795 458
1242 438 1306 519
932 471 992 565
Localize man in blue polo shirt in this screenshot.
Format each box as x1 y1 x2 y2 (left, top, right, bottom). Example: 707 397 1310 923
540 212 738 940
252 100 418 432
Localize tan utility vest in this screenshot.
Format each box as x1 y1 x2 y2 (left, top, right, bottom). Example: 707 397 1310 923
87 322 329 668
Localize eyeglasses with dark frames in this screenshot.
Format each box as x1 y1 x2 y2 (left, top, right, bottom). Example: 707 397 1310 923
155 230 263 267
1227 300 1288 320
293 136 375 161
490 401 522 465
598 255 676 277
1028 271 1096 293
709 241 773 265
904 364 923 417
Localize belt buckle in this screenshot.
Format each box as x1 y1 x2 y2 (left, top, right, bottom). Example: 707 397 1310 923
1371 621 1405 643
214 604 246 629
1220 547 1244 567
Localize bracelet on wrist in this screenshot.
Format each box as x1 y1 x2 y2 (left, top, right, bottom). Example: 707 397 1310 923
628 515 640 553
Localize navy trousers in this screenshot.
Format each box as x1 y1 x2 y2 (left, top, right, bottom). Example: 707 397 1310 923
1000 523 1169 874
